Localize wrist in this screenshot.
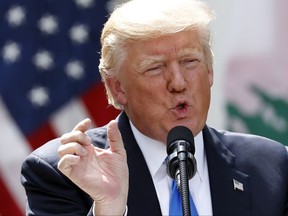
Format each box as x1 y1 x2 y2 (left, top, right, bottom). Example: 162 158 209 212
93 201 126 216
92 190 127 216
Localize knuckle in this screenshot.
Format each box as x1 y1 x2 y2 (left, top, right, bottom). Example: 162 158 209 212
60 131 85 145
60 133 69 144
57 145 66 157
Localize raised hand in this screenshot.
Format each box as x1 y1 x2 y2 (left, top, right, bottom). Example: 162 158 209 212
57 118 128 215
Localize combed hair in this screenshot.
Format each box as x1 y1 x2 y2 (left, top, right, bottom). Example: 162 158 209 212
99 0 215 109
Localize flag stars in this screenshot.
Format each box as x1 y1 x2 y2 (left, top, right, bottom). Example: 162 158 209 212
38 14 58 35
28 86 50 107
74 0 94 9
2 41 21 63
69 24 89 44
6 5 26 27
33 50 54 70
65 60 85 80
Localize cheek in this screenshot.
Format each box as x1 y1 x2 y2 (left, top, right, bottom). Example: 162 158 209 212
129 85 161 105
127 80 167 113
133 77 164 97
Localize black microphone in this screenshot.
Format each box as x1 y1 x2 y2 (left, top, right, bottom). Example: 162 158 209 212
166 125 197 216
166 125 197 181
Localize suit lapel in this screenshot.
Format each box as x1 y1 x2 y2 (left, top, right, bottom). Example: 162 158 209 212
118 112 162 215
203 126 251 215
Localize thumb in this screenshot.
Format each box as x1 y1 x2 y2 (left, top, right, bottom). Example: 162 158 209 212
107 120 125 154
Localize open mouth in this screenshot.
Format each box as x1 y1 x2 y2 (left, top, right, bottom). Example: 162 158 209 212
175 102 189 110
169 101 191 118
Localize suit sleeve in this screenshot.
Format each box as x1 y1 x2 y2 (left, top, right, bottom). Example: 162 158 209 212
21 153 93 215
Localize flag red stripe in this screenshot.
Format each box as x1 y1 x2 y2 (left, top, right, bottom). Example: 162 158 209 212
26 122 57 150
0 175 23 216
81 83 120 126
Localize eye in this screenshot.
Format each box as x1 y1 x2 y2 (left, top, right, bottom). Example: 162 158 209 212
181 58 199 69
147 66 160 71
145 65 164 75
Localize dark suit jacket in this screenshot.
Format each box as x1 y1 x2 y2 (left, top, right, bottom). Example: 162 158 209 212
21 112 288 215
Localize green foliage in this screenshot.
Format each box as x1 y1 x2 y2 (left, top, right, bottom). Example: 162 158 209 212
227 86 288 145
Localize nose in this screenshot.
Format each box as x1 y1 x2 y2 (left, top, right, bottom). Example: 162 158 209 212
167 64 186 92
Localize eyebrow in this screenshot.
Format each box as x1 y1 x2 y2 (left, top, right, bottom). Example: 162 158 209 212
177 48 204 59
137 55 165 71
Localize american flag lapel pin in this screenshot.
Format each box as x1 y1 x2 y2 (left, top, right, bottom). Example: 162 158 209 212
233 179 244 191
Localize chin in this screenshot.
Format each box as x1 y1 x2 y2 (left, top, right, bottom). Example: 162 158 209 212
170 121 201 135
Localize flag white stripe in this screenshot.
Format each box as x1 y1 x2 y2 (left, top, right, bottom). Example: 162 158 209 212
0 96 31 212
50 98 93 136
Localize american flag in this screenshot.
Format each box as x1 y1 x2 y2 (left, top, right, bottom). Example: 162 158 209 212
0 0 124 215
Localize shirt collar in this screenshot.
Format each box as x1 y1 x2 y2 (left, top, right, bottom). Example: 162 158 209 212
129 121 205 181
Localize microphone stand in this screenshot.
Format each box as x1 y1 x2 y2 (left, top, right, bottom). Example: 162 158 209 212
176 141 191 216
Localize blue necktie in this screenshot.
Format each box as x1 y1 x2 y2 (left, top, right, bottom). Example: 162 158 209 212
169 180 198 216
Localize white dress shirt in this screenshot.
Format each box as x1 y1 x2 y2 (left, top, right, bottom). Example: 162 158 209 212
130 121 213 215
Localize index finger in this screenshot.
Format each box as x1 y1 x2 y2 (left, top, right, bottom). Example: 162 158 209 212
72 118 92 133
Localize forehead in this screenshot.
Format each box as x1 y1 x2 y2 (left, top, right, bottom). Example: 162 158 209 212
126 30 203 61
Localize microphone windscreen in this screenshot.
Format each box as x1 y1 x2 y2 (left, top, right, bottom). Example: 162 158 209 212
166 126 195 154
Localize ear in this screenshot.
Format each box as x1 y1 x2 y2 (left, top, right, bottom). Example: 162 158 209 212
105 77 127 105
208 69 213 87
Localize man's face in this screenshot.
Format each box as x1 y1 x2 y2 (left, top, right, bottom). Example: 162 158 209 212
109 30 213 143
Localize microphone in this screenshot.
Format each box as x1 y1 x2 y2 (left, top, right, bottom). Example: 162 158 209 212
166 126 197 216
166 125 197 181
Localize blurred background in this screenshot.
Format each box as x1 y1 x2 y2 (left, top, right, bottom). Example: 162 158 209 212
0 0 287 215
